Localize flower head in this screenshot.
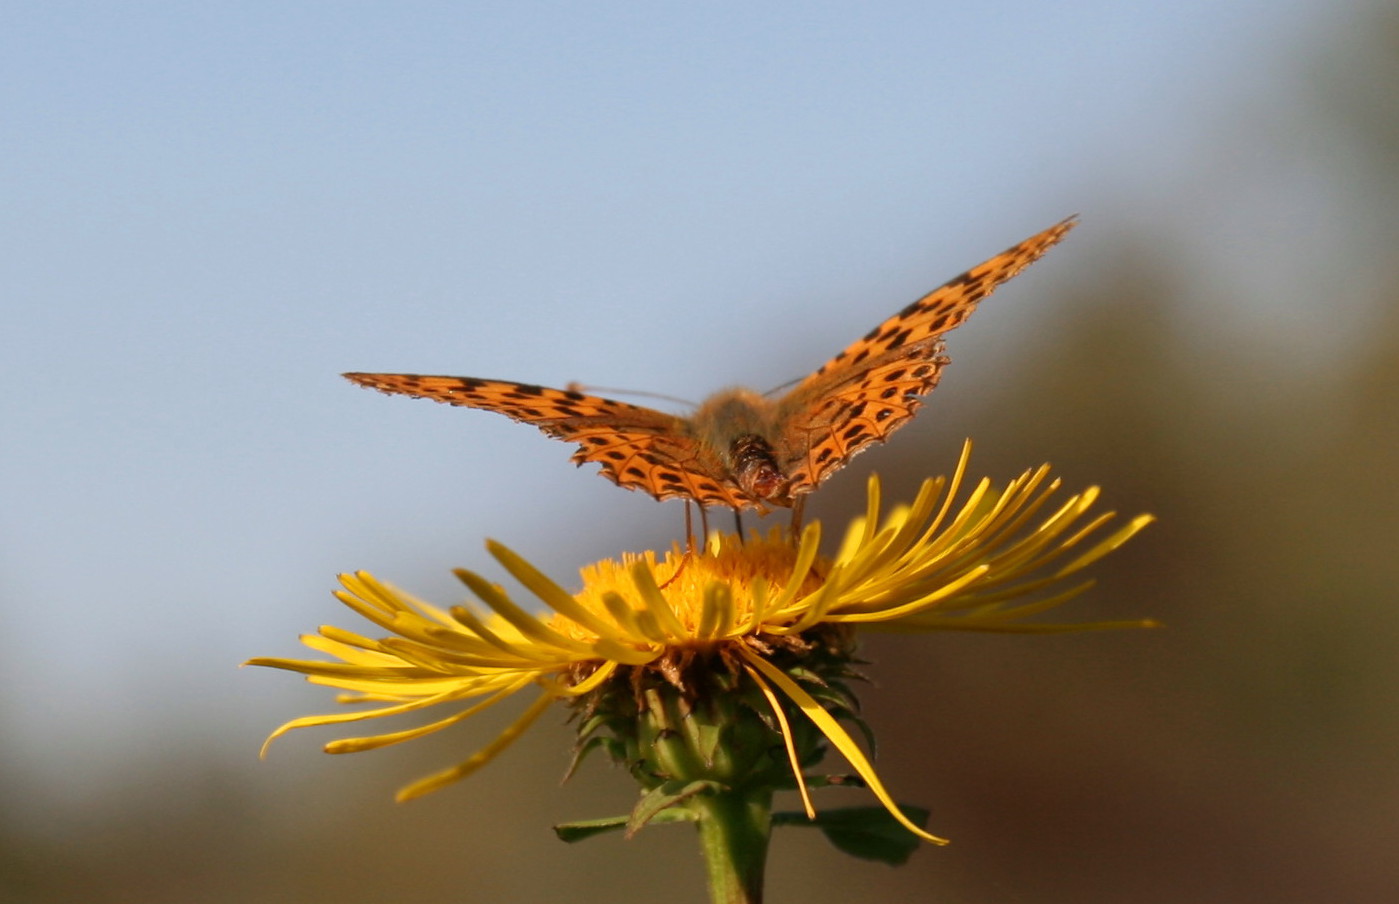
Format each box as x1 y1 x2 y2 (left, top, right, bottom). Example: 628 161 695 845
248 443 1153 843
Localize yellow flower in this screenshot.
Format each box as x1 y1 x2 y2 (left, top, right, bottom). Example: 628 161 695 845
247 442 1153 844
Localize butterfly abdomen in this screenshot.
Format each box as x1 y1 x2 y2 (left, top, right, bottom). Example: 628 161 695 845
729 433 789 503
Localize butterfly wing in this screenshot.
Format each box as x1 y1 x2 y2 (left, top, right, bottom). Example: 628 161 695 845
343 373 752 507
774 217 1078 493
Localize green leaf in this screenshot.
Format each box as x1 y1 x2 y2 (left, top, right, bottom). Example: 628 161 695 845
553 815 629 843
562 735 605 782
554 808 696 843
773 805 931 865
627 780 724 837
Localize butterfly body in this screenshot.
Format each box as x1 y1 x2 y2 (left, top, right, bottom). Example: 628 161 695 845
690 387 790 504
346 216 1077 512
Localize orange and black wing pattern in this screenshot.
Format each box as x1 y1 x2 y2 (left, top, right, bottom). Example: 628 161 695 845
774 217 1077 492
344 373 751 507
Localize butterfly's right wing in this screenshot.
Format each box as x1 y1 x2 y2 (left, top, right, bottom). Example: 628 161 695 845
344 373 752 507
773 218 1077 494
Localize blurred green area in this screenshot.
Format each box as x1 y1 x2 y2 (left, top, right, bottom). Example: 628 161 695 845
6 7 1399 904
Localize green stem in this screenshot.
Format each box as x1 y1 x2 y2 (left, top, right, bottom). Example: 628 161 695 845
691 788 773 904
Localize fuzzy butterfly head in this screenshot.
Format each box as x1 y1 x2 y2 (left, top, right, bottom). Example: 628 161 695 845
345 216 1077 512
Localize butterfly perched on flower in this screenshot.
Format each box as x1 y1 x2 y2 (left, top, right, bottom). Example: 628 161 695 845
347 217 1076 514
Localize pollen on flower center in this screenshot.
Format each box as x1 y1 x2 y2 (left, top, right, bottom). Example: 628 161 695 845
554 529 826 645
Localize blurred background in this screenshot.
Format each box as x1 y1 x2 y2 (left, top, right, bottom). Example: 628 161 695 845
3 2 1397 901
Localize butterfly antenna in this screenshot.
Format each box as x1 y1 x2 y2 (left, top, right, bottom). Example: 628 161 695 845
763 375 803 397
565 382 697 408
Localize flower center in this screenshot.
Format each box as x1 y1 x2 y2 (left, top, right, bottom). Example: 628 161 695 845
551 529 825 644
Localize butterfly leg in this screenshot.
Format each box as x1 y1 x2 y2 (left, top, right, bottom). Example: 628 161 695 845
699 505 711 544
683 502 696 555
788 495 806 540
732 508 745 542
663 503 699 590
660 545 692 589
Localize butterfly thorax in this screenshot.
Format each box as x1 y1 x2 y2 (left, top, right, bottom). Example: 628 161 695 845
691 387 791 504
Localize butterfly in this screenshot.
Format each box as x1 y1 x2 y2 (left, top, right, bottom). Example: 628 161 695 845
347 217 1076 516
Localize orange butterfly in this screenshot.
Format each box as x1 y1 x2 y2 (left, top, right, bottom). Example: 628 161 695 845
347 217 1075 515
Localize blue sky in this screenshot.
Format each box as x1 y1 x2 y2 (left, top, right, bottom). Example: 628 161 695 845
0 1 1330 817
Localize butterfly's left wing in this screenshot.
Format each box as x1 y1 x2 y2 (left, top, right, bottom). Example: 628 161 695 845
773 217 1077 493
344 373 752 507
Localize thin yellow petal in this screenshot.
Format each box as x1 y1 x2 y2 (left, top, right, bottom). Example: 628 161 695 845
1052 513 1156 577
453 568 593 654
749 522 822 630
739 647 948 845
553 660 619 696
395 691 556 801
830 564 992 624
256 684 484 757
628 560 690 639
326 676 535 753
487 540 626 640
743 664 815 819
